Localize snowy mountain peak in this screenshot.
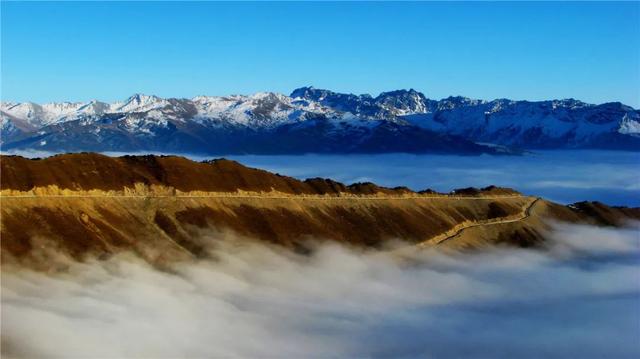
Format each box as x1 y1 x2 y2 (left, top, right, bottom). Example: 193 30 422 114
289 86 325 100
126 93 160 102
2 87 639 152
375 89 431 115
116 94 168 113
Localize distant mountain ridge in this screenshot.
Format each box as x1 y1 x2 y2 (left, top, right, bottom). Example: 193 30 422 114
2 87 638 154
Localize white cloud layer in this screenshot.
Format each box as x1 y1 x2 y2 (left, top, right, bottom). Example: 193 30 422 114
224 150 640 207
4 149 638 206
2 223 639 358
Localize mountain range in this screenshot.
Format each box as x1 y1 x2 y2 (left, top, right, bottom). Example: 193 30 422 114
2 87 639 154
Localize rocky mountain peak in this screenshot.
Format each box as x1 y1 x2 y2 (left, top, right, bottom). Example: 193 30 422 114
1 87 638 152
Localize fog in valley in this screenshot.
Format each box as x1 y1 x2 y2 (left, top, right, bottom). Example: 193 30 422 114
6 150 638 206
2 222 639 358
224 150 640 207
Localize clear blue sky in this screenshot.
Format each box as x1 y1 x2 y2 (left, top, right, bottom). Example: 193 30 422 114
2 1 639 107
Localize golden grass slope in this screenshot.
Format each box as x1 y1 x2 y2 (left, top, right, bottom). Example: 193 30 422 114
1 189 535 269
1 153 638 270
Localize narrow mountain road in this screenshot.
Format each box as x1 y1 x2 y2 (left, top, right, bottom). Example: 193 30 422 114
412 197 541 248
0 194 526 201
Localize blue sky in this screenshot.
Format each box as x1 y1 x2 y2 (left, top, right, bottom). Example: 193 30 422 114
1 1 639 107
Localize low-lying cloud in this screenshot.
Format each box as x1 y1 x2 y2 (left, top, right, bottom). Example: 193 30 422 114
2 223 639 358
222 151 640 207
4 149 639 206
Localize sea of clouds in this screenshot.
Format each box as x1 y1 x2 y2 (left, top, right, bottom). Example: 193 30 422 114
5 149 639 206
224 150 640 207
2 222 639 358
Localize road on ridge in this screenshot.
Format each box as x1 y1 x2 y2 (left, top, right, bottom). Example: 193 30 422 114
429 197 541 246
0 194 526 201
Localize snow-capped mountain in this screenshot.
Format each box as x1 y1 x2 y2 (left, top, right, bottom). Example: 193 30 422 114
290 87 640 150
403 98 640 149
1 87 638 154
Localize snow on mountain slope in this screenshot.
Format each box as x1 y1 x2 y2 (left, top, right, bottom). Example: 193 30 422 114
191 92 338 128
114 94 169 113
1 91 341 131
404 99 640 148
289 87 433 120
1 101 87 127
1 87 638 152
618 113 640 135
1 94 170 128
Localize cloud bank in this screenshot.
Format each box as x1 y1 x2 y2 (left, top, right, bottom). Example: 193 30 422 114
4 149 638 206
224 151 640 207
2 223 639 358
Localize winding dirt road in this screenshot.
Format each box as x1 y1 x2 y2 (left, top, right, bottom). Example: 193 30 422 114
418 197 541 247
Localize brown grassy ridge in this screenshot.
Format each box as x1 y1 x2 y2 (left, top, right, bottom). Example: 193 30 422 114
0 153 520 196
0 184 524 199
1 153 638 270
1 193 535 269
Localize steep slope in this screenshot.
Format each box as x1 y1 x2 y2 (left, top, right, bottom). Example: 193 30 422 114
1 153 638 270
